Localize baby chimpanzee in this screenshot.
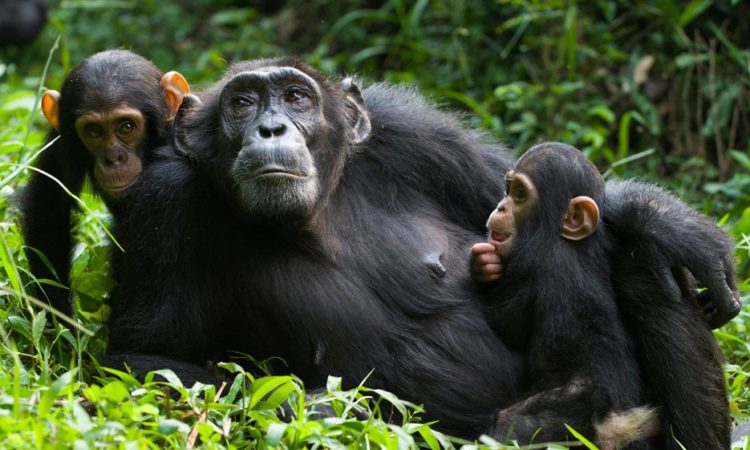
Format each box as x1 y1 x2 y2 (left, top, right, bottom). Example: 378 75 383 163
19 50 189 317
471 142 657 449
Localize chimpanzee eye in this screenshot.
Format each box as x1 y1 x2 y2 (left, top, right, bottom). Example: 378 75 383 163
285 87 308 103
117 121 135 136
511 184 527 202
232 96 254 113
83 124 103 139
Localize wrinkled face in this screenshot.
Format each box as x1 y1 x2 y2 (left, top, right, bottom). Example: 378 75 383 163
220 67 325 220
486 170 537 257
75 104 145 197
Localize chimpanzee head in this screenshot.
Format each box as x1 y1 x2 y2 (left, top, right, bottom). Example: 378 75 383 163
486 142 604 260
174 57 371 225
41 49 189 198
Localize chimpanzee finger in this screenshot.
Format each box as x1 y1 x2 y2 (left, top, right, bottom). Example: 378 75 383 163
472 252 502 266
670 263 740 328
696 264 741 329
472 264 502 282
655 264 682 303
471 242 497 255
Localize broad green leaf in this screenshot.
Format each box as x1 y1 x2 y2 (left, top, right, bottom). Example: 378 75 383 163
102 380 129 403
250 376 296 410
158 418 189 435
37 370 76 419
266 422 288 447
31 311 47 348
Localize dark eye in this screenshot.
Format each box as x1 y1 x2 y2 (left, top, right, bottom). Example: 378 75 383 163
83 124 103 139
284 87 308 103
511 183 527 202
232 96 254 112
117 121 135 136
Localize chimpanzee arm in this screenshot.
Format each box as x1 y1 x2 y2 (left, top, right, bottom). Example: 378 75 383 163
603 179 740 328
17 138 87 317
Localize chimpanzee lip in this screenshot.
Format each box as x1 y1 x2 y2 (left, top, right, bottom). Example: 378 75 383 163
254 165 308 179
489 231 510 245
102 177 138 194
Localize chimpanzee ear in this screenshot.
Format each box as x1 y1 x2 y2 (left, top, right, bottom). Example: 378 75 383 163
561 196 600 241
341 77 371 144
41 90 61 130
173 93 202 156
161 71 191 122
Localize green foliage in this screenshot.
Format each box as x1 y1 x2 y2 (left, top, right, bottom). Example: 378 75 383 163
0 361 457 449
0 0 750 448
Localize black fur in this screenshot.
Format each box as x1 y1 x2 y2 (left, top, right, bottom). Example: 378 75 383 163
607 181 733 449
107 57 523 438
29 56 737 442
18 50 174 317
484 143 649 447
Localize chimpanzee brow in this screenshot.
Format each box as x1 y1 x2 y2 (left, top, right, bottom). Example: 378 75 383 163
226 67 322 99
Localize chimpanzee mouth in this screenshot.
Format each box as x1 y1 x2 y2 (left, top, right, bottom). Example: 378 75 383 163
100 176 139 196
489 231 511 245
253 165 309 179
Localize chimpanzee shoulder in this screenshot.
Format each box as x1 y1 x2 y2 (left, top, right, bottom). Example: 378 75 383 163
345 82 514 231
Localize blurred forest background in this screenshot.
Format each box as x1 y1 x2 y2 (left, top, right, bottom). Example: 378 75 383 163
0 0 749 448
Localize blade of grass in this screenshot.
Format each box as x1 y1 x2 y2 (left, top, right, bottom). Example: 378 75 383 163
0 135 59 189
0 288 93 335
11 164 123 252
602 148 656 178
18 35 60 162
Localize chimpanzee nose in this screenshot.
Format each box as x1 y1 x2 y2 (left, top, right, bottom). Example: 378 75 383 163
258 122 287 138
104 147 127 165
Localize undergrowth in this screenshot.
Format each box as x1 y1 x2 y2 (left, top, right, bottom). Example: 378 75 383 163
0 0 749 448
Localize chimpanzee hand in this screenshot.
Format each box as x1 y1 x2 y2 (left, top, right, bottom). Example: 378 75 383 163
470 242 502 283
604 180 741 328
673 260 740 329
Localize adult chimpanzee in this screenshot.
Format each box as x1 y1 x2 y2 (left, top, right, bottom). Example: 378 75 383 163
18 49 190 317
103 57 738 440
472 142 730 448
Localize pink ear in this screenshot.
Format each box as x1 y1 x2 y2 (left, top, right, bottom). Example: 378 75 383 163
160 71 191 121
561 196 600 241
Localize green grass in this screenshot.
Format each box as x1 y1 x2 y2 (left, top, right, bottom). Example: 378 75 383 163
1 1 750 447
0 73 464 449
0 57 574 450
0 62 748 450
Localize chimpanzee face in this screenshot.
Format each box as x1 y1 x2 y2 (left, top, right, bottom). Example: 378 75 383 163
486 170 537 257
219 67 326 221
485 144 602 261
200 63 371 224
40 53 190 200
74 104 146 197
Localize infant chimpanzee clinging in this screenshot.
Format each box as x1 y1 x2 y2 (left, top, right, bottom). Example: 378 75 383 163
471 142 657 449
